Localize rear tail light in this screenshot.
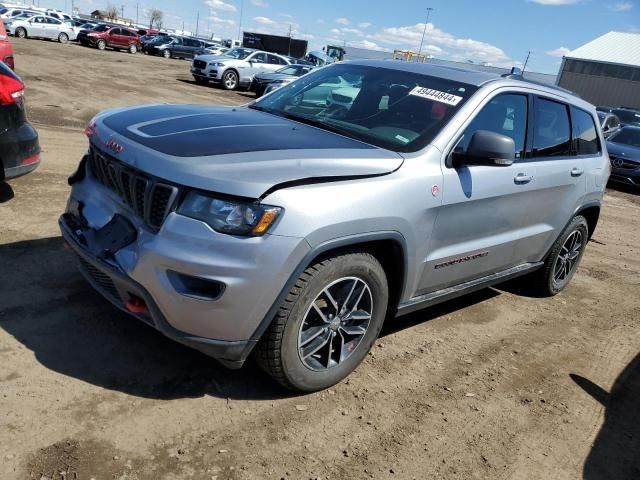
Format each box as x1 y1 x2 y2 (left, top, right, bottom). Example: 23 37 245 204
4 56 14 70
19 153 40 166
0 73 24 105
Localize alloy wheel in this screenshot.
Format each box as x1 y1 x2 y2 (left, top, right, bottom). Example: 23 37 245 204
297 277 373 371
553 230 583 287
224 72 237 89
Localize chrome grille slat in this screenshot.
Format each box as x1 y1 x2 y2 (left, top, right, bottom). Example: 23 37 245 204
88 147 179 231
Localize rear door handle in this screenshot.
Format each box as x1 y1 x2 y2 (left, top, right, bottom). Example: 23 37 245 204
514 173 533 185
571 168 584 177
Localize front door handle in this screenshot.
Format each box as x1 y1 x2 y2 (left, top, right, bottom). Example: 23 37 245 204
514 173 533 185
571 168 584 177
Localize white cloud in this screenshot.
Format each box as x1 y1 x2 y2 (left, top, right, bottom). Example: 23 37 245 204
357 22 372 29
317 19 325 24
350 39 381 49
341 27 364 36
369 22 512 65
253 16 275 25
546 46 571 57
279 13 294 19
609 1 633 11
330 28 341 34
335 17 350 25
209 15 236 26
251 0 269 7
528 0 578 4
205 0 237 13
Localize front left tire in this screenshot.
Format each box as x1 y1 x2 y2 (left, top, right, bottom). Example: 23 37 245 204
255 251 389 392
15 27 27 39
128 44 138 54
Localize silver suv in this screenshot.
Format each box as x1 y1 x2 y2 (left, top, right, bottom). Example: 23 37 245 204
60 61 609 392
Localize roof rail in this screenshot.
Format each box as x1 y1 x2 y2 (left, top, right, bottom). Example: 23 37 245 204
499 73 578 97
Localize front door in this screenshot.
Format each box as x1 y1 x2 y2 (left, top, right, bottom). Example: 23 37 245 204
420 92 536 293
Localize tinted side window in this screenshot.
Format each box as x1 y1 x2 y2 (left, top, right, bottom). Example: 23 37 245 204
267 54 280 64
48 18 62 24
110 28 121 35
252 52 267 62
461 94 528 159
533 98 571 157
572 107 600 155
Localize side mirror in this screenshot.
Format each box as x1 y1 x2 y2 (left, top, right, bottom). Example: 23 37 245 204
456 130 516 167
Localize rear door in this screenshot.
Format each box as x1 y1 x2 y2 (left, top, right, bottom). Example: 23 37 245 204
28 16 48 37
512 96 588 263
266 54 284 72
45 17 62 38
421 91 537 293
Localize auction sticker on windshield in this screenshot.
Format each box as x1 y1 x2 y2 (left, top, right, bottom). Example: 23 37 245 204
409 87 463 106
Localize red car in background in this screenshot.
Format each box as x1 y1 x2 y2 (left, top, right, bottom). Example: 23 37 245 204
0 20 14 69
81 25 141 54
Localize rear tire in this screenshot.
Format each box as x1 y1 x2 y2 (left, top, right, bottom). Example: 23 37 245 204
16 28 27 39
528 215 588 296
128 44 137 54
58 32 68 44
255 251 388 392
163 49 171 59
96 39 106 50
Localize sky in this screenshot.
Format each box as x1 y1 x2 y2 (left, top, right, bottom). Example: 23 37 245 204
29 0 640 73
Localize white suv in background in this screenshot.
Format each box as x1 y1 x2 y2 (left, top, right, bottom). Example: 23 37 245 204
191 47 291 90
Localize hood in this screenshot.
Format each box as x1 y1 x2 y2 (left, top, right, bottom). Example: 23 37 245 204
92 104 403 199
606 141 640 160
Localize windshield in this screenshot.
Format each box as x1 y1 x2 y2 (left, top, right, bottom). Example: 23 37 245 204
223 48 253 60
609 128 640 148
253 63 477 152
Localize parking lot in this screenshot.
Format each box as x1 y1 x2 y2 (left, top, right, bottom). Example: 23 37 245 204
1 38 640 479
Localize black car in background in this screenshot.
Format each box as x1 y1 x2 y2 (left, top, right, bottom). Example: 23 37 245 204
251 64 314 97
607 126 640 189
144 35 205 59
611 108 640 127
0 61 40 181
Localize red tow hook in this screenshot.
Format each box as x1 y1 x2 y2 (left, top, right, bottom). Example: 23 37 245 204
125 295 148 315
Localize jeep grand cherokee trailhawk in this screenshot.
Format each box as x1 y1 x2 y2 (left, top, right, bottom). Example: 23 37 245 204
60 61 608 392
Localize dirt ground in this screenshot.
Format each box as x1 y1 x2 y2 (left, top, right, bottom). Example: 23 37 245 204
1 38 639 480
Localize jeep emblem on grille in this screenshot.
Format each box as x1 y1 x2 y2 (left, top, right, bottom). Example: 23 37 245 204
106 138 124 154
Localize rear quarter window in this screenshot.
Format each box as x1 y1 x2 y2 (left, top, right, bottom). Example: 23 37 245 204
572 107 600 155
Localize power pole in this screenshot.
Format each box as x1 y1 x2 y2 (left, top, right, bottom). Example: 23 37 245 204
120 4 124 20
237 0 244 41
195 11 199 38
288 23 292 56
522 50 532 73
135 2 139 25
417 7 434 56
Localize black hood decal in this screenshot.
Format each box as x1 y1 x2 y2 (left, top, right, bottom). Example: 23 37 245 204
102 104 375 157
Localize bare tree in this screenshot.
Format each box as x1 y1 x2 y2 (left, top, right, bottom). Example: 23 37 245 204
105 3 118 20
149 8 163 29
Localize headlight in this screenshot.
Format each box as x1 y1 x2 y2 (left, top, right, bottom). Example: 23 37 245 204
178 192 282 236
210 62 225 67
